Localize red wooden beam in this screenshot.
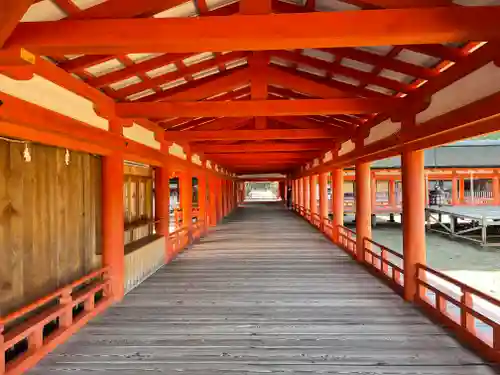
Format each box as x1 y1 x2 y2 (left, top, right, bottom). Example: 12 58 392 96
7 7 500 54
0 0 34 47
211 152 319 160
116 98 399 118
164 128 341 141
268 66 347 98
270 65 388 98
193 141 334 153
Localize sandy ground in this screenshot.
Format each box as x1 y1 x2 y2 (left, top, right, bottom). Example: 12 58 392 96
344 215 500 299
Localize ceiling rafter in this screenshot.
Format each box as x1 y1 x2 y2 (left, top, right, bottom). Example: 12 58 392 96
112 52 248 100
137 66 250 103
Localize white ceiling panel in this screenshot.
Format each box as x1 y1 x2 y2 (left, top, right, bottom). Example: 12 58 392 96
109 76 142 90
22 0 66 22
85 59 125 77
126 89 155 101
154 1 197 18
340 58 374 73
302 49 335 62
396 49 441 68
146 63 178 78
160 78 187 90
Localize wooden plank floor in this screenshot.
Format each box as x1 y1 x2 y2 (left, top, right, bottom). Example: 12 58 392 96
31 203 497 374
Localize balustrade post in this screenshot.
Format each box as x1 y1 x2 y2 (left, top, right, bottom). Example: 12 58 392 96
381 247 389 275
460 291 476 335
28 326 43 353
59 287 73 328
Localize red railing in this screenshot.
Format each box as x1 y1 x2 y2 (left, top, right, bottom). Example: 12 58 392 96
311 213 321 228
337 225 356 257
294 210 500 363
167 220 206 261
416 265 500 362
1 268 111 375
363 238 404 292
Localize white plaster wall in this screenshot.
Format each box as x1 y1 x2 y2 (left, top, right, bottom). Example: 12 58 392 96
339 140 355 156
123 123 160 150
417 62 500 124
191 154 202 165
0 74 109 130
364 119 401 146
124 237 165 293
323 151 333 163
168 143 186 159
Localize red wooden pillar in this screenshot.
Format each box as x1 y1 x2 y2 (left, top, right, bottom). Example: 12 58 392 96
388 179 396 209
180 168 193 230
319 173 328 224
402 149 426 302
371 172 377 212
299 178 304 209
493 174 500 205
451 174 459 206
293 179 298 207
310 175 318 218
304 176 311 211
220 178 225 219
459 177 465 204
209 177 218 226
355 162 371 262
332 168 344 241
155 150 171 262
198 167 207 233
102 121 125 301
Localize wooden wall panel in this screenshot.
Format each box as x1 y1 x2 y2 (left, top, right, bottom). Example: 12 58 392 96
0 140 102 316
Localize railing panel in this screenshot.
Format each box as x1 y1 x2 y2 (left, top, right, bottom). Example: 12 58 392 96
337 225 357 258
294 206 500 363
416 264 500 362
124 237 166 293
167 220 206 261
363 238 404 290
1 268 111 375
